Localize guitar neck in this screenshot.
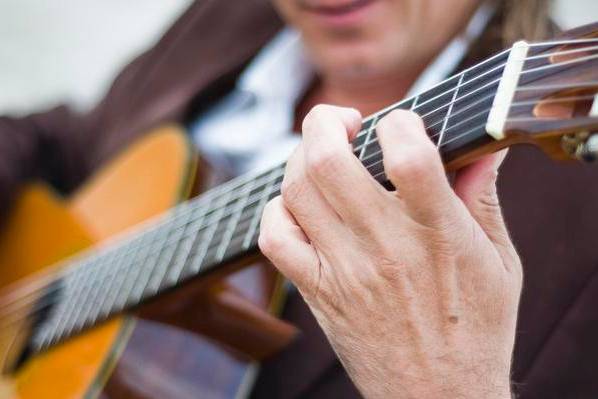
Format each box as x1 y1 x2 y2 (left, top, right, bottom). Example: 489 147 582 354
30 46 513 353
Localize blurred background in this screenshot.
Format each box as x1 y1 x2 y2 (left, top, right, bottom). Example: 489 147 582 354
0 0 597 117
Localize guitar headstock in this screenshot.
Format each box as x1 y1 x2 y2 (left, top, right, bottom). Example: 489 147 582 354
487 22 598 162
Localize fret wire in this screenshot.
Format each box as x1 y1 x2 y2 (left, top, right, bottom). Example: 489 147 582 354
139 210 192 298
51 258 103 341
184 189 235 277
209 183 281 264
353 80 502 170
358 115 378 160
215 177 259 262
55 259 111 344
88 231 158 324
163 205 211 287
363 114 487 177
23 46 527 350
77 244 142 331
132 207 206 305
96 224 168 320
52 257 106 344
243 167 284 249
75 257 117 331
350 48 510 143
437 72 465 148
106 228 164 317
103 225 167 318
35 270 81 349
350 66 504 158
425 89 497 132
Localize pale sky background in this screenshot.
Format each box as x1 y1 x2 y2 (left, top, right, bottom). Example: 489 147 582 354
0 0 596 116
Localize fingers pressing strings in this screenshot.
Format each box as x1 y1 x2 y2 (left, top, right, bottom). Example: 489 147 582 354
300 105 388 230
259 196 320 289
280 145 348 248
375 110 461 225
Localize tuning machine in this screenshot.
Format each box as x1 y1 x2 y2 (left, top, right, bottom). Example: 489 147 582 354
578 133 598 162
562 132 598 162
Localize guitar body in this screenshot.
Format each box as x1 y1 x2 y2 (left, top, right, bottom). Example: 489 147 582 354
0 126 286 398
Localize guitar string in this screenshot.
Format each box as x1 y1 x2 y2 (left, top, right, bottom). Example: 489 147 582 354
8 39 597 298
0 77 587 319
1 87 595 333
22 39 598 279
0 41 597 327
1 41 596 318
0 43 596 320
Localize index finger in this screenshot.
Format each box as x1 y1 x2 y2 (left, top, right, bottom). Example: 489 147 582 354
301 105 387 228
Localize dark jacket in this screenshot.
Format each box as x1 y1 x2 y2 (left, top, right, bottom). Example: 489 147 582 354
1 1 597 398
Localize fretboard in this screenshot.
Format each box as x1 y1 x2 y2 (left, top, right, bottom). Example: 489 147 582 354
30 46 513 352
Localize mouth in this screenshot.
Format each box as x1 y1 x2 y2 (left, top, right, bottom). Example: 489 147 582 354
300 0 379 27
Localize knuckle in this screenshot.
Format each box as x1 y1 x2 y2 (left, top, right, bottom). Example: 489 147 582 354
384 145 438 179
385 149 429 181
302 104 333 133
306 148 345 177
377 261 406 286
280 175 306 207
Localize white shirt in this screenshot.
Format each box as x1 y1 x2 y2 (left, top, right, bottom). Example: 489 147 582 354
190 3 494 178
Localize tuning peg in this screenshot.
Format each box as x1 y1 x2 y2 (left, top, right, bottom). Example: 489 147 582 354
576 133 598 162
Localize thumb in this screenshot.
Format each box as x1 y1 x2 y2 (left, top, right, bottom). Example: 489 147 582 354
454 149 511 249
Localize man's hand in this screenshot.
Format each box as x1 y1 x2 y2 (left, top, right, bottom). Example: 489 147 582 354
258 105 522 399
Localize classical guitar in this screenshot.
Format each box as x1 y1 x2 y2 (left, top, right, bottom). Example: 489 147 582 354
1 22 598 399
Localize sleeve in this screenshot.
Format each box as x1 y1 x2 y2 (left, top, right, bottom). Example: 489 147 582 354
0 105 92 216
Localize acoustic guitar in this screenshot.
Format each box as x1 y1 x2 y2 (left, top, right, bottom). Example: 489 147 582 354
1 22 597 399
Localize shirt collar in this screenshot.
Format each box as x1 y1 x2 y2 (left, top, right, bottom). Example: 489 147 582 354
238 28 313 102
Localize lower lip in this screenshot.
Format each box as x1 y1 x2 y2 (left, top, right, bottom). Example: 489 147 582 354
305 0 379 28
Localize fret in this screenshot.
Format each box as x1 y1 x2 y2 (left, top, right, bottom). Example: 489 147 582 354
410 95 419 110
463 48 510 82
72 245 135 332
437 72 465 148
358 115 378 160
76 257 116 330
215 179 256 262
143 212 196 296
223 200 262 258
137 212 190 298
351 126 371 158
162 204 210 286
94 233 155 321
197 196 246 269
182 189 235 276
106 226 164 316
50 258 102 342
34 270 80 349
53 256 107 343
123 223 172 306
416 76 462 145
243 167 283 250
